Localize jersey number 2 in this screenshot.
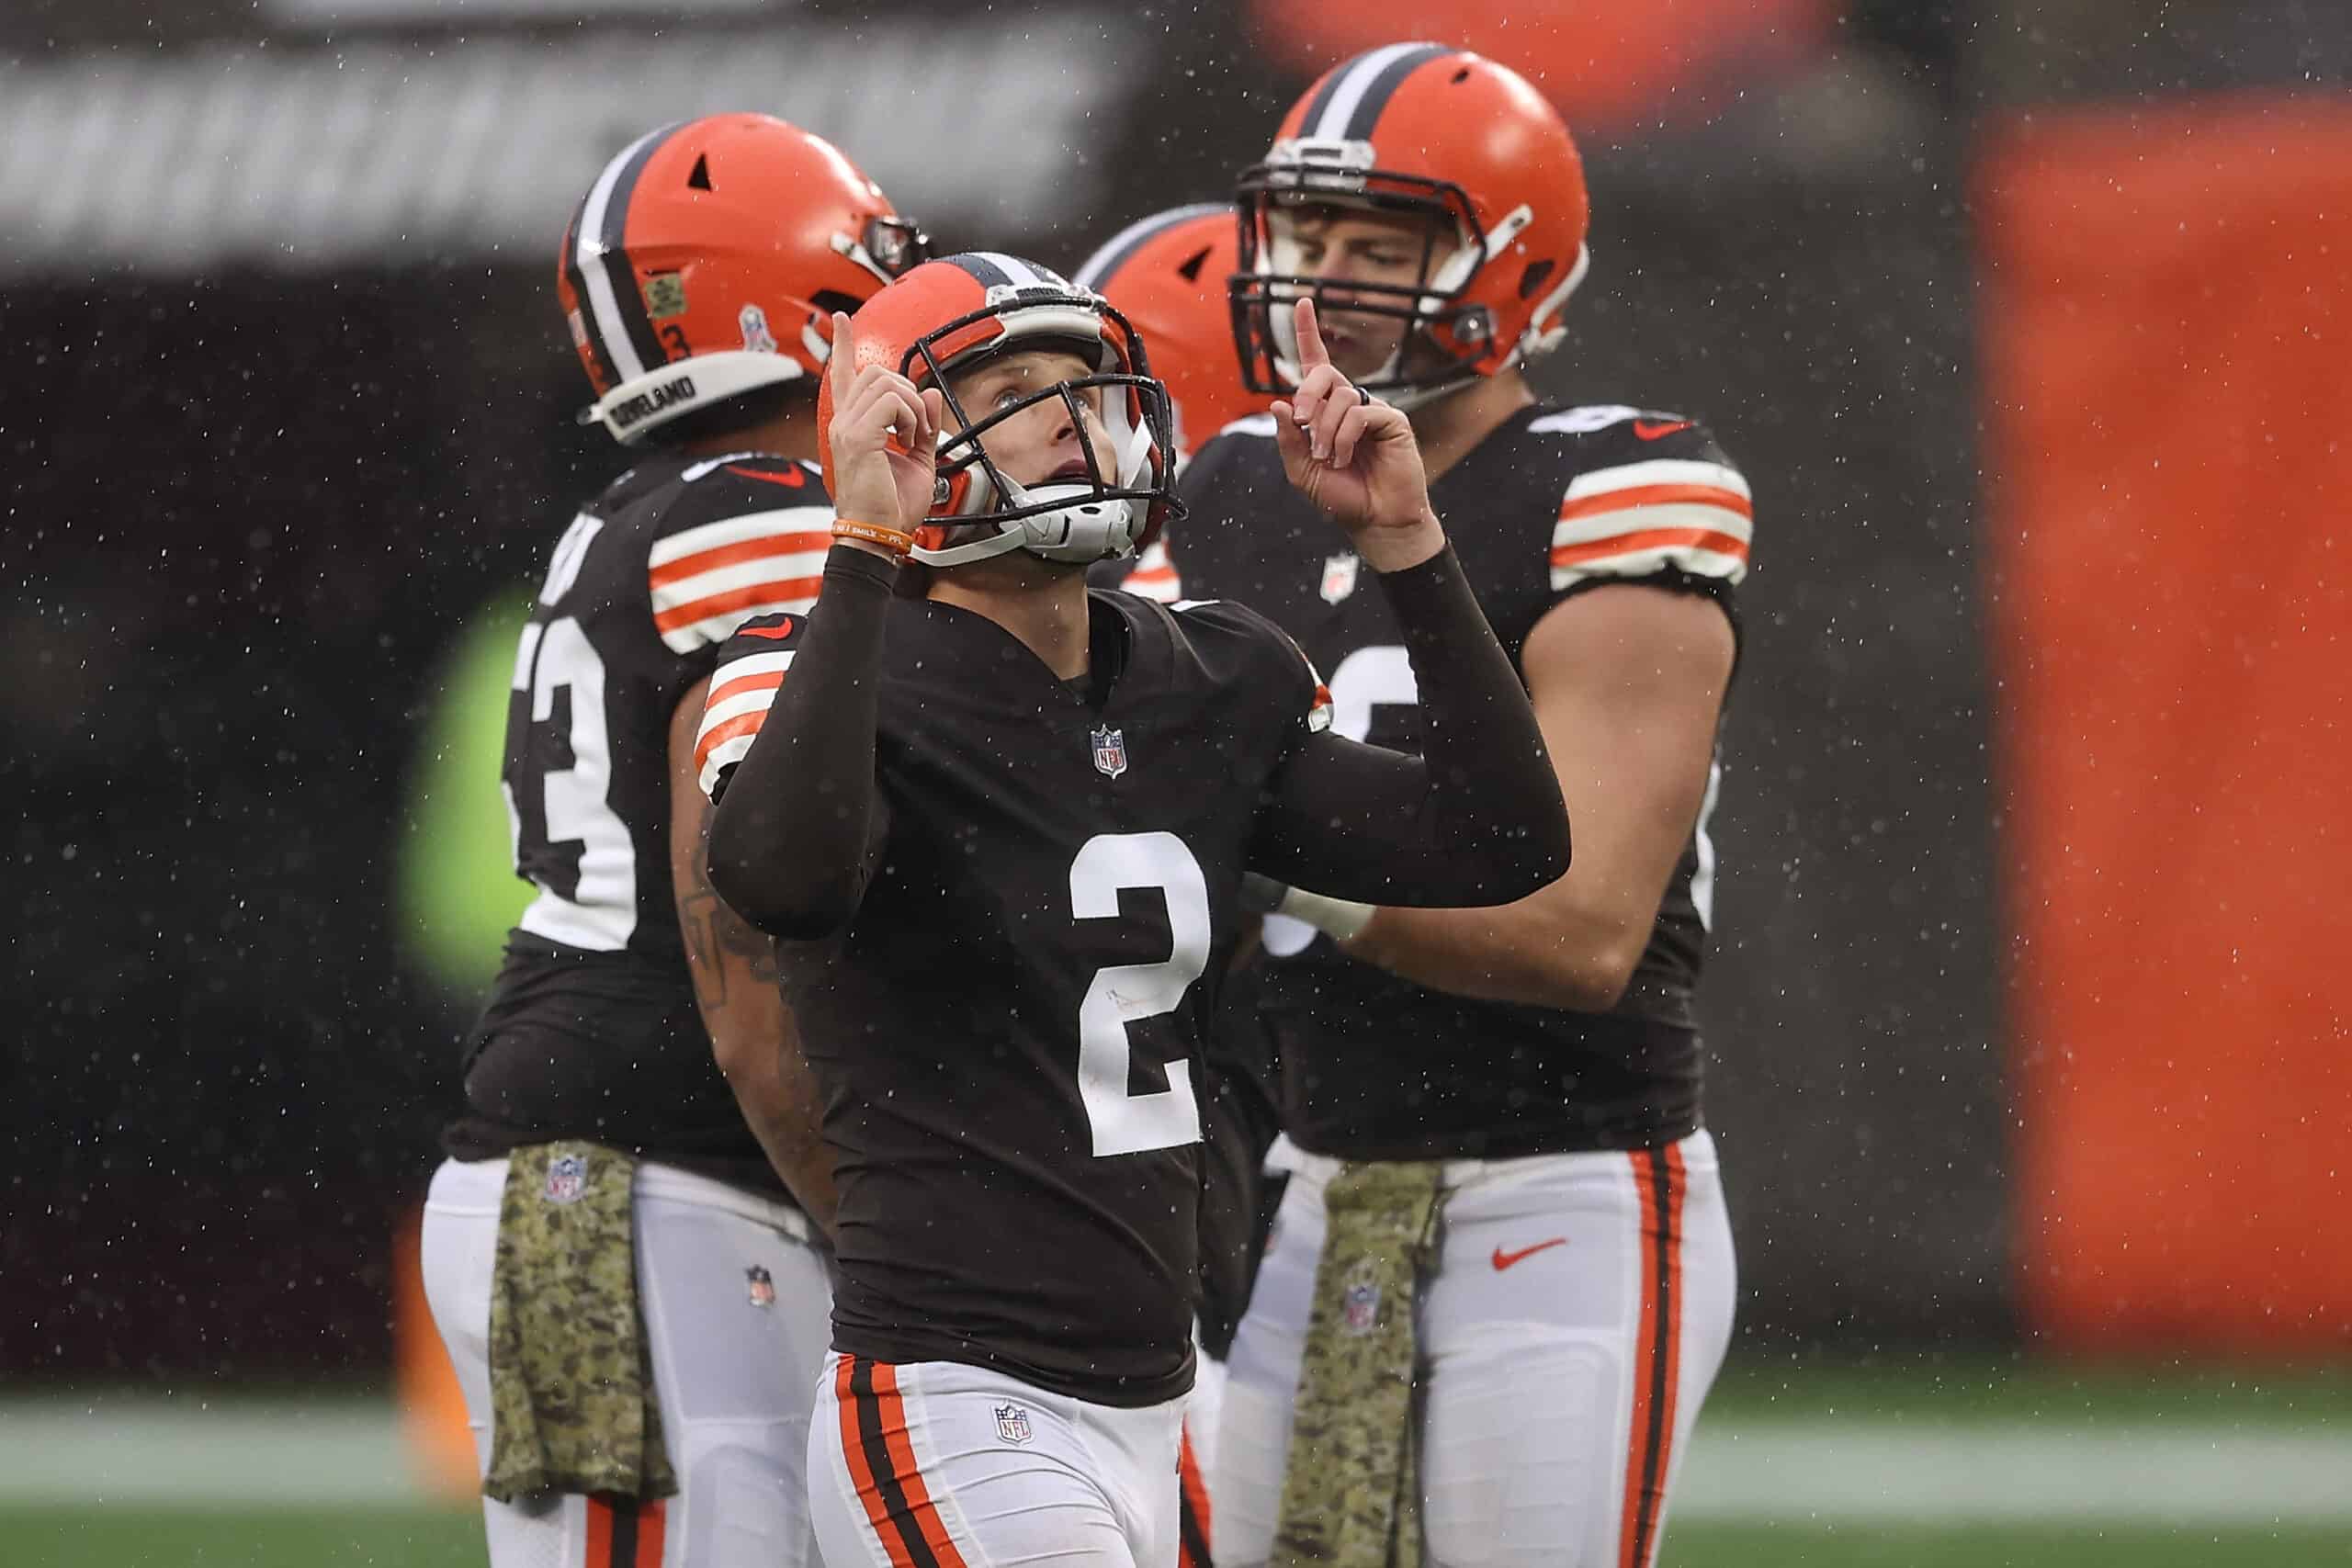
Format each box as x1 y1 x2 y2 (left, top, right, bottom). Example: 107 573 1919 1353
1069 831 1208 1157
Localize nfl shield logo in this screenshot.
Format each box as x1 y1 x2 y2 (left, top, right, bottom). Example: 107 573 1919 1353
542 1153 587 1206
994 1404 1034 1445
1319 551 1360 605
1342 1273 1382 1337
745 1265 776 1308
1091 725 1128 780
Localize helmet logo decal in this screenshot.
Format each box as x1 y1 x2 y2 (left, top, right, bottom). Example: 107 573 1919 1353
642 272 688 320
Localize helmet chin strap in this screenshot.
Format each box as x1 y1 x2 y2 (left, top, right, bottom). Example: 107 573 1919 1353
910 420 1158 569
909 479 1144 568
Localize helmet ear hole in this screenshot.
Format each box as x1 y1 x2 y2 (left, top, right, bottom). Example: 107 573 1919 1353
1518 258 1555 300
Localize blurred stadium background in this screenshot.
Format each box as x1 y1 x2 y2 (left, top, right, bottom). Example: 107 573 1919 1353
5 0 2347 1562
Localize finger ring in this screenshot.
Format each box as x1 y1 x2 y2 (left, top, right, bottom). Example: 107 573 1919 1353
1357 387 1372 406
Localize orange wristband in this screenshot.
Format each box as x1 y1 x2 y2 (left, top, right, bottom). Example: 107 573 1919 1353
831 519 915 557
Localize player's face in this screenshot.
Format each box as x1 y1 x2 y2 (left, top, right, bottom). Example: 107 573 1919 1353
1267 203 1454 381
947 346 1119 490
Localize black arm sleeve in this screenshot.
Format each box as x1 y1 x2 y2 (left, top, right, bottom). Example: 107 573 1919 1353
1250 543 1572 907
705 546 898 939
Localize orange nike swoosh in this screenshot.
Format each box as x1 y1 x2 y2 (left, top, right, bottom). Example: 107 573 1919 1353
727 464 808 488
1633 419 1692 441
738 618 797 640
1491 1237 1568 1271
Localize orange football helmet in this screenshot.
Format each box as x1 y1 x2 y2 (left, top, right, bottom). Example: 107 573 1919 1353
558 113 929 444
1072 205 1256 452
1231 42 1591 410
819 253 1182 567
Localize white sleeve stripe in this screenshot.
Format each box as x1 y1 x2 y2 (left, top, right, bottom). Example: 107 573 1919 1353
696 734 757 799
707 650 797 686
1553 500 1754 549
656 593 821 654
647 507 836 569
1551 543 1748 591
650 550 831 614
1563 458 1749 502
695 685 782 738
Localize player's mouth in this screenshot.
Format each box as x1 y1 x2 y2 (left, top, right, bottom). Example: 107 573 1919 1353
1047 457 1095 482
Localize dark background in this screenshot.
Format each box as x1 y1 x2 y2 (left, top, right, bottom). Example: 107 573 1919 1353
7 0 2330 1380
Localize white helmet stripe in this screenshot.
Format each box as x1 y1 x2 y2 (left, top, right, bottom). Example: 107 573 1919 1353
972 250 1049 289
574 124 672 384
1310 40 1429 140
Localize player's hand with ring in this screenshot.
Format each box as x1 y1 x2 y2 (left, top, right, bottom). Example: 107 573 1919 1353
1271 298 1444 573
825 310 946 546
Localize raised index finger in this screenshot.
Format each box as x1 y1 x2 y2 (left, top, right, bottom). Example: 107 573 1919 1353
828 311 856 401
1293 298 1329 374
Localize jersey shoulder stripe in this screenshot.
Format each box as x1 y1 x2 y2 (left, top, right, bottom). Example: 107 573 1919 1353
1547 447 1754 592
695 612 807 797
648 505 832 653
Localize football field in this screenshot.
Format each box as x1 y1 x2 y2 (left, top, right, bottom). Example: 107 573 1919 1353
6 1357 2346 1567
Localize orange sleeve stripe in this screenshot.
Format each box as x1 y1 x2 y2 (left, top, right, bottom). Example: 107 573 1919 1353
1561 481 1749 524
706 669 786 710
1551 526 1750 570
647 530 832 587
653 576 825 634
692 708 769 774
1558 482 1752 524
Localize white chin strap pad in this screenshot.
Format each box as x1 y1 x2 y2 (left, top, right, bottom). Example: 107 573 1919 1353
908 479 1143 568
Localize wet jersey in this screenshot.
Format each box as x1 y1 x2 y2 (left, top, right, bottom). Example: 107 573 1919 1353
443 450 833 1193
701 588 1334 1404
1159 404 1752 1159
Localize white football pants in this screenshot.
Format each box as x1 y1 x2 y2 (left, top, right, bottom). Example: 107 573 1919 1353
1213 1130 1736 1568
422 1156 832 1568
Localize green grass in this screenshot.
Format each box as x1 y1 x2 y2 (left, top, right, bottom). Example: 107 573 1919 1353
6 1509 2346 1568
1705 1351 2352 1427
1668 1522 2352 1566
0 1506 486 1568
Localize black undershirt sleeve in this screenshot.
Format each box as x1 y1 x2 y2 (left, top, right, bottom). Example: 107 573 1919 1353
706 545 898 939
1250 542 1573 908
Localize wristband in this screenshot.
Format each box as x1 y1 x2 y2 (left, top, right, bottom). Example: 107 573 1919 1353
831 519 915 556
1274 884 1376 943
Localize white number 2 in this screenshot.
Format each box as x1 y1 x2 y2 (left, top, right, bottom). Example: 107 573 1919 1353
1069 832 1210 1157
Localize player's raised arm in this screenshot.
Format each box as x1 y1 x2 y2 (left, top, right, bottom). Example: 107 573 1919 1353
705 313 938 938
1251 299 1572 906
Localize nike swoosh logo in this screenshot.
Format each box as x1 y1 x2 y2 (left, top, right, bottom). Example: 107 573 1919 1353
727 464 808 488
738 618 797 640
1633 419 1692 441
1491 1238 1568 1271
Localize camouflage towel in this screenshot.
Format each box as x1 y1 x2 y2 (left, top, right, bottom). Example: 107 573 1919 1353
482 1142 677 1504
1272 1159 1444 1568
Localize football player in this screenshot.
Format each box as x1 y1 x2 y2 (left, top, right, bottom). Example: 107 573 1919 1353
1173 44 1749 1568
695 257 1572 1568
419 114 926 1568
1071 202 1250 604
1072 204 1279 1551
